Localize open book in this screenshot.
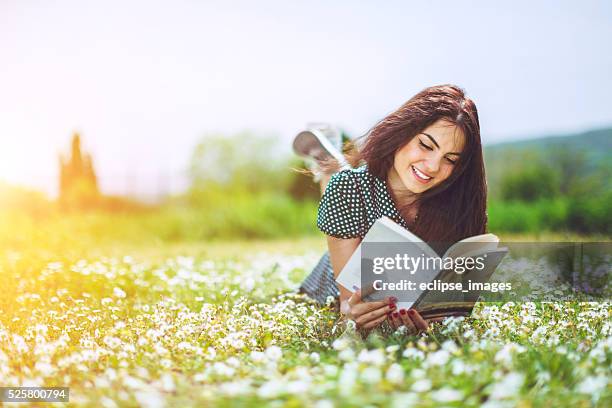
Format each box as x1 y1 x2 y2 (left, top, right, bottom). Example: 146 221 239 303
336 216 508 319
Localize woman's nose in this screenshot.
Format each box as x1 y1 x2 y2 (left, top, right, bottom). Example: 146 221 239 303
423 156 441 174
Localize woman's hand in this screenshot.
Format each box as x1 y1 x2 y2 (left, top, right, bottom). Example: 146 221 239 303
388 308 443 334
340 289 397 330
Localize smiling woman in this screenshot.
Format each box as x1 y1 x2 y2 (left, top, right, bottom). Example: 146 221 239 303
389 119 465 194
296 84 487 334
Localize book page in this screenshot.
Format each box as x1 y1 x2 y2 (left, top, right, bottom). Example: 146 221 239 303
336 217 435 290
442 233 499 259
335 219 405 292
377 217 439 259
414 248 508 312
335 216 439 310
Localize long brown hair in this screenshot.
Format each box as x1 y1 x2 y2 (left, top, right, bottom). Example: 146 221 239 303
349 84 487 243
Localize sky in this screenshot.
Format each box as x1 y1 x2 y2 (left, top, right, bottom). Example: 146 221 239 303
1 0 611 199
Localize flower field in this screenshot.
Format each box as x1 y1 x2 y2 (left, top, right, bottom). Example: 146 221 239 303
0 238 610 407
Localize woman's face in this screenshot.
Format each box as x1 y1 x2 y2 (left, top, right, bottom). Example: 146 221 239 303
392 119 465 194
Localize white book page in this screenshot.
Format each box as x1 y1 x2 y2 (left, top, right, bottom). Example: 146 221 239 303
335 219 402 292
442 233 499 259
335 217 438 310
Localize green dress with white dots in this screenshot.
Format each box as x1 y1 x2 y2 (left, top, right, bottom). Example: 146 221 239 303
299 164 411 304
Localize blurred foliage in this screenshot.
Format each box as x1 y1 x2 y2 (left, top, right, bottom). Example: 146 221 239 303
493 140 611 235
488 199 569 233
500 165 560 202
59 132 100 210
188 131 322 199
188 132 291 194
1 129 610 241
0 183 51 219
566 190 612 234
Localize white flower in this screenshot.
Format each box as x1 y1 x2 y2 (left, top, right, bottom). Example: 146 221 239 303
411 379 432 392
391 392 418 407
385 363 405 384
451 359 470 375
257 380 284 399
113 287 126 299
426 350 450 366
411 368 426 379
357 349 385 366
332 338 350 351
402 347 424 360
323 364 338 377
219 380 250 396
386 345 400 353
100 396 118 408
134 389 164 408
431 387 463 402
338 349 355 362
250 351 266 363
495 343 526 365
12 334 29 354
489 372 524 400
361 366 382 384
441 340 459 354
287 380 310 394
576 375 608 394
338 365 357 394
192 371 208 383
160 373 175 392
212 362 235 377
314 400 334 408
34 361 55 376
103 336 122 349
309 352 320 364
265 345 282 362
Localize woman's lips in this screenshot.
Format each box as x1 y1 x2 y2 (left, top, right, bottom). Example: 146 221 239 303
411 165 432 184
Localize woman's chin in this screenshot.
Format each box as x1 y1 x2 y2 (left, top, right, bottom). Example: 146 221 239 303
399 178 427 194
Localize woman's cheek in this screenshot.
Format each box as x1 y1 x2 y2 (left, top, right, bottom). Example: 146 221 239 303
438 166 454 183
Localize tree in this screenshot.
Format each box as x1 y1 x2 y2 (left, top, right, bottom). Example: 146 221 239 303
500 165 560 202
188 131 290 195
59 132 99 210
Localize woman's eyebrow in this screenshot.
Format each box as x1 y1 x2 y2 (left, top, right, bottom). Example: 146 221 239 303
421 132 462 156
421 132 439 148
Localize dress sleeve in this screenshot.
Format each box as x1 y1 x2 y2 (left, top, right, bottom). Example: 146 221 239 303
317 170 365 239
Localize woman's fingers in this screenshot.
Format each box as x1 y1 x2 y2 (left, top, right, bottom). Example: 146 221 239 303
347 288 362 307
361 313 389 330
355 303 396 326
350 299 393 318
408 309 429 331
388 311 401 329
398 309 417 334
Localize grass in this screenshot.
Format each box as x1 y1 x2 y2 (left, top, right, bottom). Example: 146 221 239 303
0 213 610 407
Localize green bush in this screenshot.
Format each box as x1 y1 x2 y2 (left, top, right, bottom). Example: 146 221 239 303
500 166 560 202
566 191 612 234
487 199 569 233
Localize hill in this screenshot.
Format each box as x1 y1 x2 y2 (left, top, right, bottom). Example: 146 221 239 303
484 127 612 198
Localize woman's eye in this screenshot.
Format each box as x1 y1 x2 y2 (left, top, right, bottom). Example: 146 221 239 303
446 157 457 165
419 141 433 151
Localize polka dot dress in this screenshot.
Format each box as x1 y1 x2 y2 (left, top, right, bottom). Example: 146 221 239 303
299 165 411 305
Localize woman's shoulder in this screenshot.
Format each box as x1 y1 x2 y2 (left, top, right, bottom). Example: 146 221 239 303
327 164 375 190
317 165 372 239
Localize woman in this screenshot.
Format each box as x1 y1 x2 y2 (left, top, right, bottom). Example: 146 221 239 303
296 84 487 334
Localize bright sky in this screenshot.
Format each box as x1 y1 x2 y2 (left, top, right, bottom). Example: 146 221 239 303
1 0 611 198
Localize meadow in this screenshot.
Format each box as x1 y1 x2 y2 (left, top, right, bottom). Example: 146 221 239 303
0 212 610 407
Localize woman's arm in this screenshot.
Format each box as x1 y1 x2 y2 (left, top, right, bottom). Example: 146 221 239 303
326 236 361 305
326 236 395 328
